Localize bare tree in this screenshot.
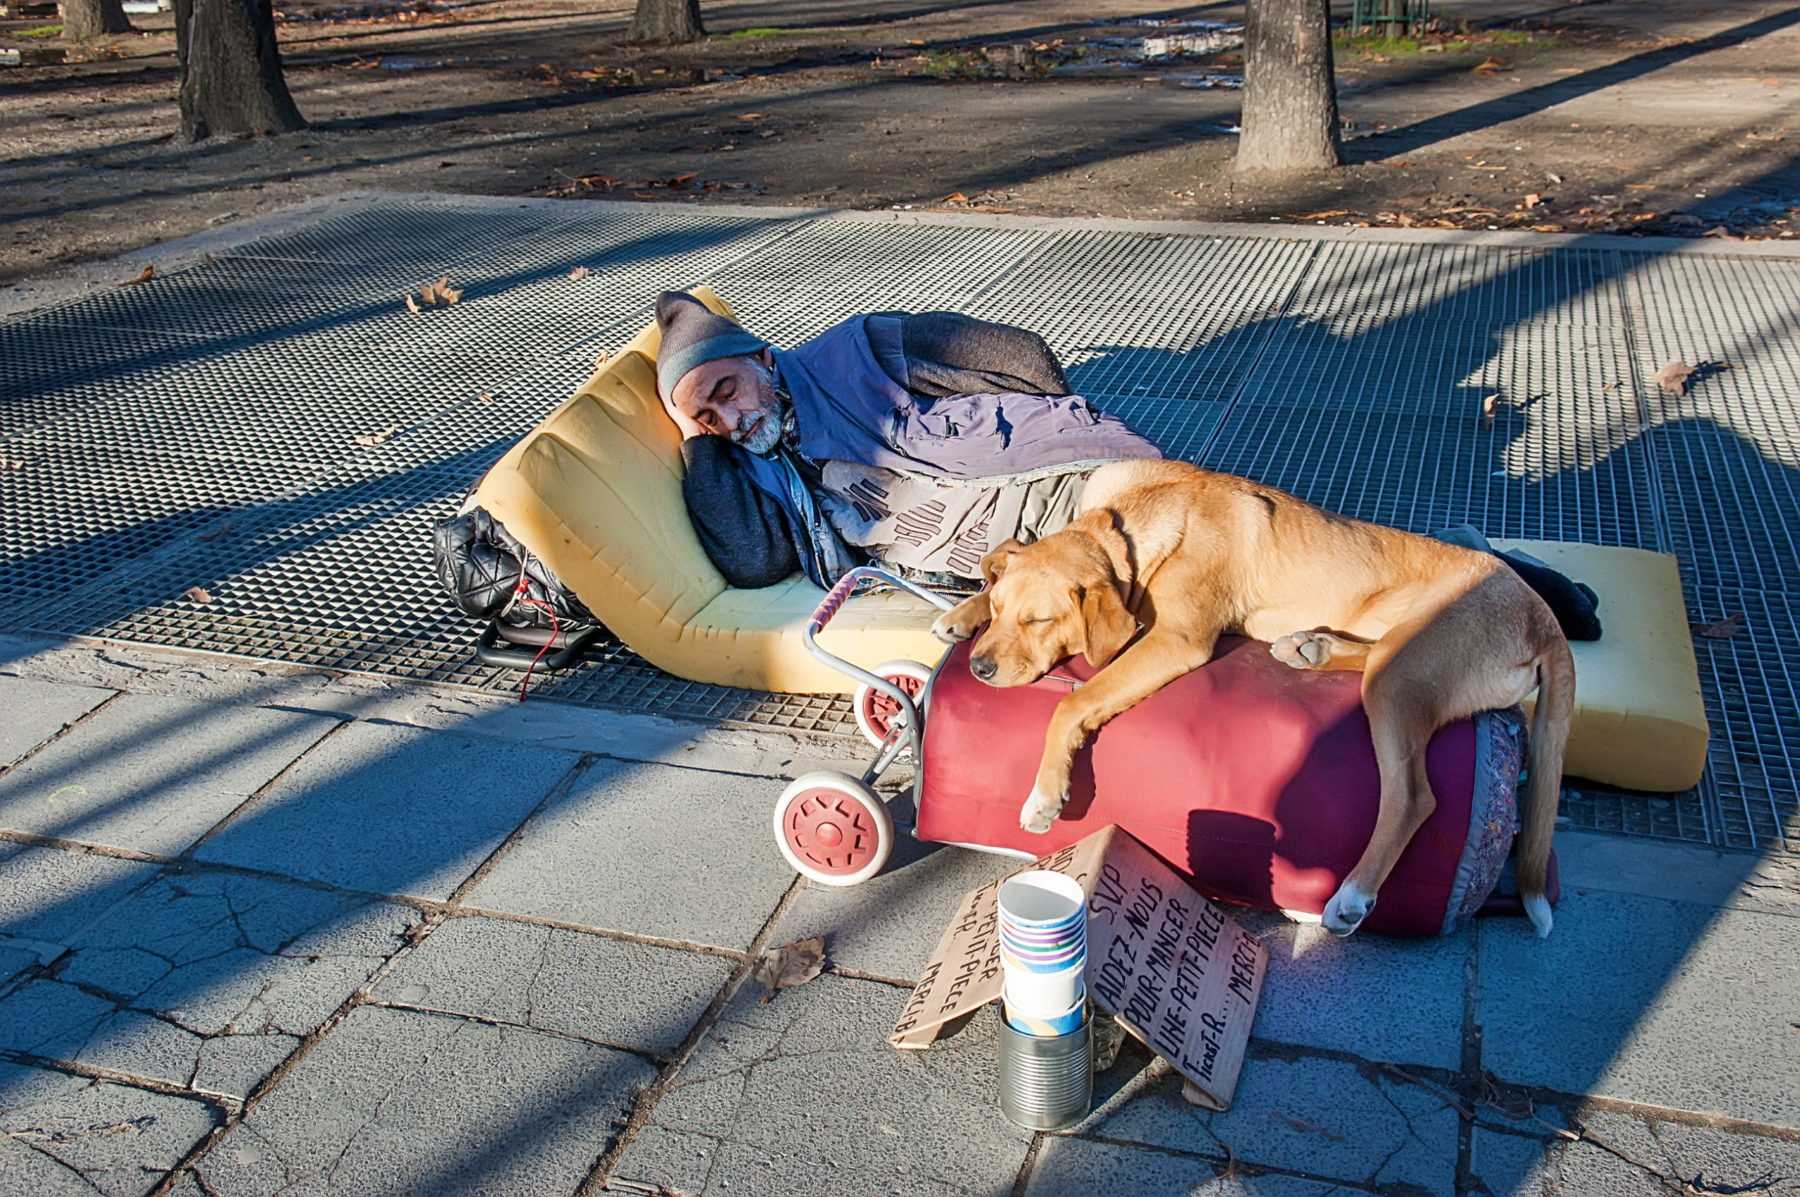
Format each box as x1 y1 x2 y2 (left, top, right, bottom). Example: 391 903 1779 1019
59 0 133 39
1237 0 1342 173
629 0 703 42
174 0 305 141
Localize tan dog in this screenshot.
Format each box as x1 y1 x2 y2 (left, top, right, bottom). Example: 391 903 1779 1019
932 459 1572 938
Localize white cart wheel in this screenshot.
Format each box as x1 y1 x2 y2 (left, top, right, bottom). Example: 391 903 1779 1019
852 659 933 751
773 771 895 886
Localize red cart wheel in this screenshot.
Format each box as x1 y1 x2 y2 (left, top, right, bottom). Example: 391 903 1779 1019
773 771 894 887
853 659 932 752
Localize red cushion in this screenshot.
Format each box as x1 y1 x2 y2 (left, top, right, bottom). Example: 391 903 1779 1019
917 637 1553 937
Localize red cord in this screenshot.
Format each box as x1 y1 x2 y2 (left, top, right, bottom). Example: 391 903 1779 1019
512 579 560 702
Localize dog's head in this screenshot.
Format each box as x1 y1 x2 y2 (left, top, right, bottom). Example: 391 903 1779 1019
967 511 1137 687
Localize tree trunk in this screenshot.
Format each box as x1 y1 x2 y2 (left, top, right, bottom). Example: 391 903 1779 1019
1236 0 1342 173
175 0 305 142
59 0 133 39
629 0 703 42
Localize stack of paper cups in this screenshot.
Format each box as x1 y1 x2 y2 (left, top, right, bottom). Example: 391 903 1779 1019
997 870 1087 1037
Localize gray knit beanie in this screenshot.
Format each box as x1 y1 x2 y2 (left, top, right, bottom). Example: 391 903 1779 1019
655 291 767 397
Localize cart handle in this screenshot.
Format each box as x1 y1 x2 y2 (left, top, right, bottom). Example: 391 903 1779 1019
803 566 957 701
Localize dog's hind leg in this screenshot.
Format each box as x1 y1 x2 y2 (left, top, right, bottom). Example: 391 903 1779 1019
1324 683 1441 935
1270 628 1373 672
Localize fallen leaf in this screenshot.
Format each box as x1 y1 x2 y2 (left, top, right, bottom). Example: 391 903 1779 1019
1295 209 1349 220
1523 193 1541 209
1702 226 1738 239
943 191 969 203
1275 1110 1345 1141
183 586 212 604
119 265 154 286
0 455 23 471
739 112 767 120
478 392 495 404
1481 393 1500 425
593 348 611 369
1472 56 1508 74
1547 171 1563 184
669 171 698 188
1692 613 1743 639
420 274 462 305
405 293 421 314
1624 183 1657 190
752 936 826 1002
354 423 398 447
1653 361 1695 396
568 266 590 279
1602 381 1618 391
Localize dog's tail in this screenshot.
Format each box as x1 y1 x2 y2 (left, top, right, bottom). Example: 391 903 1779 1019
1520 636 1575 938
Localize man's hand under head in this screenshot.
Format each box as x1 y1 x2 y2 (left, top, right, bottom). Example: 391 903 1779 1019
663 346 785 454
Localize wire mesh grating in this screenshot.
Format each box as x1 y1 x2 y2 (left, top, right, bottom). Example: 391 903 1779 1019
4 205 1799 852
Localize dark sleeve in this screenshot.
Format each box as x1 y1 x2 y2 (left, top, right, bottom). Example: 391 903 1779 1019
898 312 1073 398
679 435 800 589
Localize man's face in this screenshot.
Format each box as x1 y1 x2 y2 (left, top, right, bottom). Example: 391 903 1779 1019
666 348 783 454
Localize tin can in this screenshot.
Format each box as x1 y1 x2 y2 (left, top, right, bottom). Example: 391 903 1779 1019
996 1003 1093 1131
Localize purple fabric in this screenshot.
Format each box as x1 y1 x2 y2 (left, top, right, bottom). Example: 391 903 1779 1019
772 317 1161 478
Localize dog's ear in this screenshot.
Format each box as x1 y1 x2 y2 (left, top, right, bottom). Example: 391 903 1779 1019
980 540 1024 584
1080 582 1136 668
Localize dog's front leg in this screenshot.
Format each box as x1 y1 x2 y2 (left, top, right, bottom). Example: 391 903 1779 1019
1022 630 1217 832
931 590 990 644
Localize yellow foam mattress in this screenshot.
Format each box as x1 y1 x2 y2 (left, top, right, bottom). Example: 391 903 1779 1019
475 288 947 695
1494 539 1708 793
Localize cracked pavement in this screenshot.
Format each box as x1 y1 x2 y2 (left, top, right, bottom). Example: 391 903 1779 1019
2 635 1797 1197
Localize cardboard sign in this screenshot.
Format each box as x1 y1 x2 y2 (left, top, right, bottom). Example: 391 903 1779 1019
890 825 1266 1110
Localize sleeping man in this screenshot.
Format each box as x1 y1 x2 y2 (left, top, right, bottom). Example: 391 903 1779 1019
654 290 1162 589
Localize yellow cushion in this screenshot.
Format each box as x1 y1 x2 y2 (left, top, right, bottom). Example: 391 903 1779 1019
476 288 947 694
1493 540 1709 793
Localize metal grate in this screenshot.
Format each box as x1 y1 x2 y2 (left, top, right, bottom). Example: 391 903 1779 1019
5 204 1800 851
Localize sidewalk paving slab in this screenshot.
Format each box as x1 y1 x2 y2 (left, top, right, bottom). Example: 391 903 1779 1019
0 842 159 981
0 1060 219 1197
1477 890 1800 1129
192 1003 656 1197
1229 908 1471 1072
0 693 340 857
0 868 418 1100
1471 1110 1800 1197
772 835 1019 982
1023 1137 1347 1197
466 756 799 951
610 973 1032 1197
192 720 578 900
0 675 112 770
1087 1053 1460 1194
371 912 735 1056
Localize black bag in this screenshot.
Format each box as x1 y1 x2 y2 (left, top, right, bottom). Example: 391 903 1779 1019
432 487 598 638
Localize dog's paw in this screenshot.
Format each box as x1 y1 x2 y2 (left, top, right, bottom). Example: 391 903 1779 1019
1523 893 1554 939
1270 631 1333 670
1322 881 1377 936
931 612 975 645
1019 785 1066 834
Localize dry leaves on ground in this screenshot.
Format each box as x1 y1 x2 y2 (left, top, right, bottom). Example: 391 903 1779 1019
1523 193 1542 210
1275 1110 1345 1141
568 266 590 279
118 265 154 286
943 191 969 203
752 936 826 1003
1653 360 1696 396
0 455 22 471
1692 613 1744 639
354 424 398 447
1481 393 1501 425
1472 56 1508 74
183 586 212 604
419 275 463 305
